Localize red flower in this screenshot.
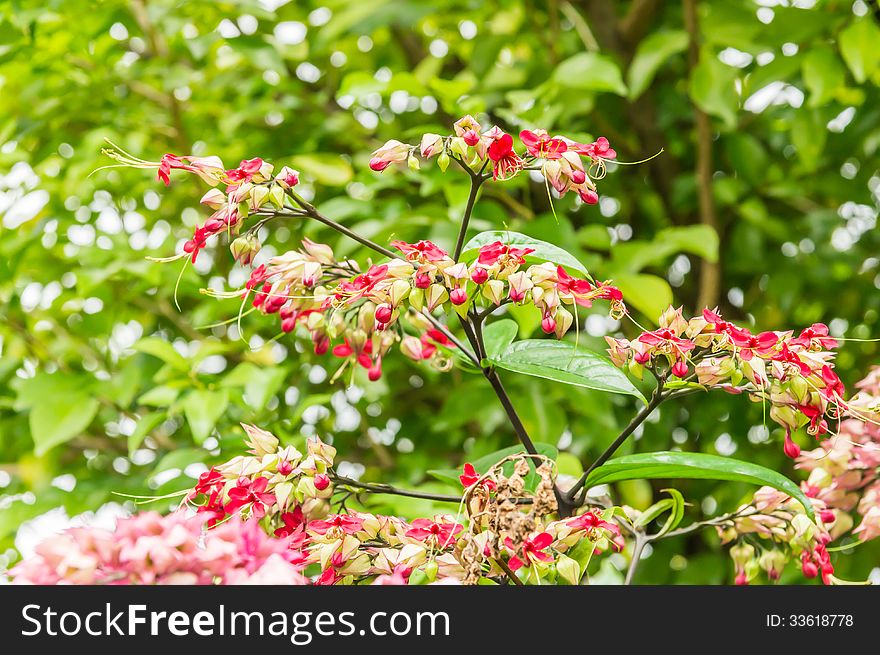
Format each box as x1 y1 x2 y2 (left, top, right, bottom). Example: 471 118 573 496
308 514 364 536
391 240 449 263
224 476 277 518
820 365 845 400
419 329 454 358
459 463 497 491
573 137 617 162
567 511 620 538
519 130 568 159
225 157 264 187
702 308 736 335
729 328 778 360
477 241 535 267
790 323 838 351
505 532 554 571
798 404 828 436
487 132 523 181
332 338 373 370
334 264 389 301
274 507 305 538
405 518 462 545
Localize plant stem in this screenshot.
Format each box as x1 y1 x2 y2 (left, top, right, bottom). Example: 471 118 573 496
625 533 648 585
329 473 463 503
453 172 484 260
568 381 666 505
494 557 524 586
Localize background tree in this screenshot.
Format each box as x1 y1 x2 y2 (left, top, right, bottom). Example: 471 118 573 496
1 0 879 583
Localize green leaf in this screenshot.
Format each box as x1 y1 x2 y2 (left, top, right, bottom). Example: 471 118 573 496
610 225 719 273
460 231 589 276
137 385 180 408
482 319 518 358
583 451 814 520
30 395 100 455
221 363 288 411
613 274 673 323
689 48 739 128
839 18 880 83
182 389 229 443
127 412 166 456
289 153 354 186
554 53 628 95
132 337 189 371
802 47 846 107
658 488 686 537
627 30 688 99
488 340 645 402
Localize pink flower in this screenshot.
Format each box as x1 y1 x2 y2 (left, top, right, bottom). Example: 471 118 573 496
505 532 554 571
572 137 617 162
567 511 620 538
226 158 264 186
783 430 801 459
790 323 838 351
274 507 305 538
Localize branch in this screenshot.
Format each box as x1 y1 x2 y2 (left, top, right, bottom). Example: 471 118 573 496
329 473 464 504
684 0 722 310
451 156 489 261
568 380 666 505
624 532 648 585
271 197 397 260
494 557 524 586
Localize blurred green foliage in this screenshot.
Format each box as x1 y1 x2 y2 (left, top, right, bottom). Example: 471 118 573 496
1 0 879 582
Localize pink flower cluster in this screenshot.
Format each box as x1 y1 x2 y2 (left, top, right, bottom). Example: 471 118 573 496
10 512 307 585
370 115 618 206
718 367 880 585
606 306 848 458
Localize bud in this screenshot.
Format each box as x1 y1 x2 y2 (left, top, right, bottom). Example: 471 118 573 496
541 314 556 334
308 436 337 467
249 184 270 212
301 238 335 265
671 360 689 378
420 133 444 159
449 136 469 160
401 336 425 361
449 287 468 306
758 549 786 581
791 514 816 544
783 431 801 459
730 542 755 569
358 304 376 334
375 303 393 325
423 560 439 583
483 279 505 306
407 154 420 171
200 188 227 209
230 233 262 266
437 151 450 172
314 473 331 491
471 266 489 285
274 481 295 510
408 287 425 312
389 279 411 306
556 554 581 585
426 284 449 312
242 423 280 457
369 140 410 172
274 166 300 189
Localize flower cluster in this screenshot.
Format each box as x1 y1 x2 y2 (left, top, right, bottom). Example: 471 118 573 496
10 512 307 585
13 433 622 586
370 115 618 205
240 236 622 380
718 367 880 585
606 306 852 458
184 424 335 528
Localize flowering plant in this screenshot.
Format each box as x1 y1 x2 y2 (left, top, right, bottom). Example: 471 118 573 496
12 118 879 586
